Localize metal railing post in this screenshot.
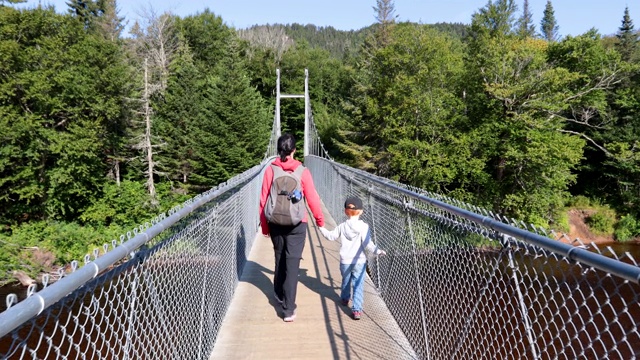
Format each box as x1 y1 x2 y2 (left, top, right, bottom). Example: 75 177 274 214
367 185 382 291
124 267 139 360
276 69 281 138
504 235 540 359
304 69 309 157
406 204 431 359
197 210 216 359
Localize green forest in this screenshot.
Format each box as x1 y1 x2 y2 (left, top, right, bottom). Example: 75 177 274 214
2 0 640 285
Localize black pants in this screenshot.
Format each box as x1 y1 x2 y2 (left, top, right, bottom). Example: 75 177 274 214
270 221 307 317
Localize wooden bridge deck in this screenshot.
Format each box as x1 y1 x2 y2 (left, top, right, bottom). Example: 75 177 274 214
209 205 417 360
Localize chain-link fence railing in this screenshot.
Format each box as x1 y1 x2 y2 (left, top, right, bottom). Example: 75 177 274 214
3 90 640 360
0 158 273 360
306 155 640 360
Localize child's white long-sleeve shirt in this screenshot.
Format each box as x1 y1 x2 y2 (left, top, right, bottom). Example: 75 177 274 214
320 217 382 265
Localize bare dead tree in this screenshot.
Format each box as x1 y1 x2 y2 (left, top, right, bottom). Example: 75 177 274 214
142 58 155 198
128 6 179 93
237 25 294 62
125 6 178 200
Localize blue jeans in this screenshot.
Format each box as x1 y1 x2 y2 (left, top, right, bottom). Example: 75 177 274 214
340 263 366 312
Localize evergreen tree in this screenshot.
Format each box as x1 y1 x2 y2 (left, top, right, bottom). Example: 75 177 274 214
95 0 125 41
178 9 234 73
616 6 638 62
154 37 202 188
66 0 106 30
90 0 128 185
540 0 559 42
341 0 402 170
191 39 271 186
470 0 517 38
372 0 397 47
516 0 536 38
0 6 132 223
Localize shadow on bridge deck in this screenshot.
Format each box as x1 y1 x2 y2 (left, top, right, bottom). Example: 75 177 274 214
209 204 417 360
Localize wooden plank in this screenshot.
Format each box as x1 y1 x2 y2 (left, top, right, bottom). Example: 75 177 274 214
209 204 417 360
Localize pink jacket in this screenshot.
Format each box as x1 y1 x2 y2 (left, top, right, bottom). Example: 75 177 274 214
259 157 325 235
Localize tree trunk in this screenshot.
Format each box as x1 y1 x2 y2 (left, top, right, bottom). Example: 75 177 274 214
144 58 156 199
115 158 121 186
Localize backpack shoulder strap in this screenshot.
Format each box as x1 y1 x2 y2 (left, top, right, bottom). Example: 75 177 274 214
292 164 306 179
271 164 285 177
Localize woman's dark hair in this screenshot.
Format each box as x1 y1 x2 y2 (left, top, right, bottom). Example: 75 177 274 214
277 133 296 161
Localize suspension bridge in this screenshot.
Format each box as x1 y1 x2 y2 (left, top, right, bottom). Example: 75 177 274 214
1 69 640 360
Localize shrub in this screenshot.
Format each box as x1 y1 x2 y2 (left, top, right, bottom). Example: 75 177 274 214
81 180 156 227
1 178 193 285
2 220 131 284
568 195 591 208
551 210 570 234
585 208 616 235
615 214 640 243
9 221 103 265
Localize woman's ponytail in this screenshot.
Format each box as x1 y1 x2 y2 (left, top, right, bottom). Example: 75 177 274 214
277 133 296 162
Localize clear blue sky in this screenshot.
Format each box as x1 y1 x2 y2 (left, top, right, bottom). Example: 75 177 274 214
16 0 638 37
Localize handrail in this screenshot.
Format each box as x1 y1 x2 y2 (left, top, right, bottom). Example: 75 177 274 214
311 155 640 284
0 160 270 338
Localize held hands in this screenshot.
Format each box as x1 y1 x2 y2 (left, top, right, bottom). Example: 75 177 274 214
319 226 330 239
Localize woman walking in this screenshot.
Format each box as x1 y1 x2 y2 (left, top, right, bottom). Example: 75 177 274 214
259 133 325 322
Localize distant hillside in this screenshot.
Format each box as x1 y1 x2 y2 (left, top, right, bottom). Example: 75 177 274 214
283 23 370 58
428 22 469 39
238 22 469 59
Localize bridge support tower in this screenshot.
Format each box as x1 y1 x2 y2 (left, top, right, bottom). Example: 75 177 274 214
275 68 310 157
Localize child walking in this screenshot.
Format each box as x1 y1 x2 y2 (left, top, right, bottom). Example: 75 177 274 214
319 196 386 320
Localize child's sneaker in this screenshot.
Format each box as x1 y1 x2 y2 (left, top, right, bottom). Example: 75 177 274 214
352 310 362 320
341 298 350 306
